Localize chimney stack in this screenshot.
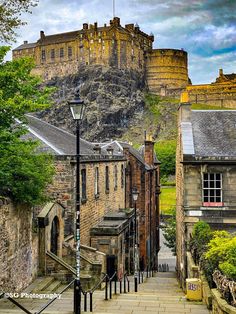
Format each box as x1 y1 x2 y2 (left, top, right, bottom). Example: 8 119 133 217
178 91 191 122
40 30 45 39
144 135 154 166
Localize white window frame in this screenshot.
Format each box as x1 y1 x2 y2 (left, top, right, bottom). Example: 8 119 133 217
202 173 223 206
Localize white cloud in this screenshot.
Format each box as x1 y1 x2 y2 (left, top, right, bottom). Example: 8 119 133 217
5 0 236 84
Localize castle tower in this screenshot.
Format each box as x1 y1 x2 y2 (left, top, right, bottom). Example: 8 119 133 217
146 49 189 96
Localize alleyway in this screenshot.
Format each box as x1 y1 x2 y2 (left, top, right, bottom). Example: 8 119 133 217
0 230 210 313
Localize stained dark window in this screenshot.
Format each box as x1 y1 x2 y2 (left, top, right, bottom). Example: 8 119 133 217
121 165 124 188
68 46 72 58
41 49 46 61
105 166 109 192
114 165 118 190
51 49 55 60
60 47 64 58
81 169 86 201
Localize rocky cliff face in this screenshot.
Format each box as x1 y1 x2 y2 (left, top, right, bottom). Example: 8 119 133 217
36 65 146 141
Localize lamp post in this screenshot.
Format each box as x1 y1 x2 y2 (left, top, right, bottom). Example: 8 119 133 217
69 92 86 314
132 186 139 292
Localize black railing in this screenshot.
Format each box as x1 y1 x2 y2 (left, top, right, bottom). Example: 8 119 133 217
0 267 156 313
81 271 131 312
0 279 75 314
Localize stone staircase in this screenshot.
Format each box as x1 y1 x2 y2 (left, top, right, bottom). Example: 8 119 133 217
0 272 211 313
90 272 211 313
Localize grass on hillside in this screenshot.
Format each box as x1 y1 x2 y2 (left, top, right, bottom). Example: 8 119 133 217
160 186 176 215
191 103 233 110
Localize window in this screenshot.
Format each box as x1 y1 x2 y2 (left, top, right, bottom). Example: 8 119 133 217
121 165 124 188
95 167 99 197
81 169 86 202
50 49 55 60
114 165 118 190
41 49 46 61
60 47 64 58
202 173 223 206
68 47 72 58
105 166 109 192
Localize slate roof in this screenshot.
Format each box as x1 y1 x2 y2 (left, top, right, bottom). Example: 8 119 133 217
182 110 236 159
13 42 37 51
25 114 94 155
25 115 123 159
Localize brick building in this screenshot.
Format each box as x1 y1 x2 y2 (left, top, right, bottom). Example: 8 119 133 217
26 115 160 275
122 140 160 270
176 94 236 287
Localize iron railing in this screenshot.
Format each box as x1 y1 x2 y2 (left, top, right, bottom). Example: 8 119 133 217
0 266 156 313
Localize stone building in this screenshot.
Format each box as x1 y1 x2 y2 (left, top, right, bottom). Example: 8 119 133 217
176 93 236 287
12 17 189 94
13 17 153 79
122 139 160 270
25 115 159 277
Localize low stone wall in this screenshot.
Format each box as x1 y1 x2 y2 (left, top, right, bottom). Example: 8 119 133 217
186 251 236 312
200 272 212 310
212 289 236 314
0 198 38 292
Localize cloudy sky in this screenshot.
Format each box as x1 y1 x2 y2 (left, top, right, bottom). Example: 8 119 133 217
11 0 236 84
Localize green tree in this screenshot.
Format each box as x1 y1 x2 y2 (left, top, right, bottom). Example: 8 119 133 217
161 207 176 255
0 0 38 43
155 139 176 180
0 46 54 205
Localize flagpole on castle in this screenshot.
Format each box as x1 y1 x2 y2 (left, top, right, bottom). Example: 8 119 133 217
113 0 115 17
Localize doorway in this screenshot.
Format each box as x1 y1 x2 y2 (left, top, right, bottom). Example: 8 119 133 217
50 216 59 255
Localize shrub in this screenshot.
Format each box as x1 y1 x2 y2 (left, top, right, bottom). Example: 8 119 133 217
189 221 212 264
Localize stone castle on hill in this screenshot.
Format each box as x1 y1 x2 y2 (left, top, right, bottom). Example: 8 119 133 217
13 17 189 95
13 16 236 105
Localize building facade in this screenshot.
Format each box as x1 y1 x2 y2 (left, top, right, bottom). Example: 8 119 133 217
26 115 160 276
176 94 236 287
122 139 160 270
12 17 189 94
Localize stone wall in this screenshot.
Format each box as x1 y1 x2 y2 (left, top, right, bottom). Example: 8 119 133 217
48 156 126 245
187 83 236 108
146 49 189 95
0 199 38 292
212 289 236 314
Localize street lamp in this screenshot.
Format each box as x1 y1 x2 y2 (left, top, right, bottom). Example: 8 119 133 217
69 92 86 314
132 186 139 292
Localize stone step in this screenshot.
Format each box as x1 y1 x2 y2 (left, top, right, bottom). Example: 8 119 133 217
22 277 45 293
32 277 55 293
44 280 62 293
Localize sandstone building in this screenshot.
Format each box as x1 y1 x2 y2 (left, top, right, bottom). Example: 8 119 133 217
176 93 236 287
12 17 189 94
8 115 159 288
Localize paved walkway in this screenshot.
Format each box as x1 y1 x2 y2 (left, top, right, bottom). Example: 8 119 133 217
0 230 210 313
